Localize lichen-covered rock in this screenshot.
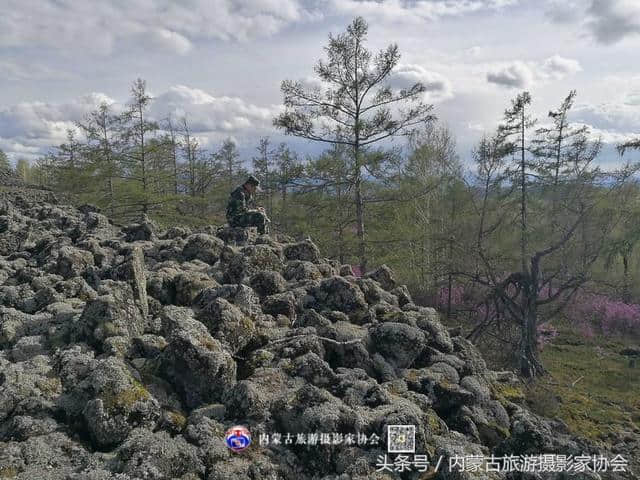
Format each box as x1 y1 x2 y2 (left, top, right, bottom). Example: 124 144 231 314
273 383 359 435
224 244 283 283
249 270 286 296
65 357 160 449
10 335 46 362
283 239 321 262
182 233 225 265
0 190 607 480
55 246 94 279
111 246 148 317
262 291 297 321
174 271 219 306
416 307 454 353
312 276 368 320
162 225 192 239
216 225 257 245
364 264 396 291
284 260 323 281
123 214 156 241
197 297 255 353
74 281 146 348
113 428 205 479
159 306 236 408
368 322 426 369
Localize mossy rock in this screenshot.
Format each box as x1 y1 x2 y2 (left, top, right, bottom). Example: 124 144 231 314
0 467 18 479
103 379 150 411
425 409 446 435
491 381 525 403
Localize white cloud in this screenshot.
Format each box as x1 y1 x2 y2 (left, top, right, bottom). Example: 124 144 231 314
0 93 115 140
487 61 535 88
545 0 640 45
146 29 192 55
544 0 586 23
487 55 581 89
587 0 640 45
389 64 453 101
541 55 582 79
571 102 640 136
0 0 317 55
151 85 281 133
0 86 282 161
331 0 519 23
0 60 72 82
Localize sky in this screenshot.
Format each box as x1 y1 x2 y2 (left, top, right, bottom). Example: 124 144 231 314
1 0 639 168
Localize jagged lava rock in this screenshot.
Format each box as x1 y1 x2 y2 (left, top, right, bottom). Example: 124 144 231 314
0 189 627 480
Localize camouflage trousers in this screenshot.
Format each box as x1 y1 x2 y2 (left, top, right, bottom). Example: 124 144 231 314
228 211 269 235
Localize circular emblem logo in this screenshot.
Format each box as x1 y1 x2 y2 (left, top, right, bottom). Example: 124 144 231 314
225 425 251 452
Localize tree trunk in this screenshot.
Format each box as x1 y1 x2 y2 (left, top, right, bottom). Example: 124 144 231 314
519 299 545 378
520 263 546 378
622 253 631 304
354 148 366 273
108 177 114 217
520 109 527 273
280 184 287 232
337 183 345 264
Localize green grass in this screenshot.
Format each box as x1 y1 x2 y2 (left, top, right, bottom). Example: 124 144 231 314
526 326 640 441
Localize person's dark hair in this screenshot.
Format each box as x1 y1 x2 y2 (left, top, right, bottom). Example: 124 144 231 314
244 175 260 187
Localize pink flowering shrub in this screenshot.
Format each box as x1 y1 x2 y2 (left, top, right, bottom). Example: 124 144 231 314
434 282 640 345
565 291 640 339
436 285 465 309
350 265 363 277
433 284 622 348
537 323 558 349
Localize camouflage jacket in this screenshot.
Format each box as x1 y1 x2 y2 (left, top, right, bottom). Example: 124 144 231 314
226 185 255 221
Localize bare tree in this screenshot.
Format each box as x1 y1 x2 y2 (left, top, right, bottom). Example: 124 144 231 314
461 92 634 378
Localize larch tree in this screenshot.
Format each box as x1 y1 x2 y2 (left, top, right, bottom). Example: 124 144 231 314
120 78 159 215
252 137 275 218
164 116 181 195
465 91 634 378
78 101 123 216
180 116 200 197
214 138 243 193
49 129 86 194
274 142 303 233
403 123 460 292
497 91 537 273
0 149 10 171
305 143 353 264
274 16 435 271
14 158 31 182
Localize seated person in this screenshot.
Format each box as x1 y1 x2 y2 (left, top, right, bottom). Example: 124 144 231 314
225 175 270 235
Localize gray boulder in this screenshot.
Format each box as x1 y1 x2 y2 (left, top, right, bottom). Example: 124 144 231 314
182 233 224 265
75 281 146 349
369 322 426 369
249 270 286 296
55 246 94 279
113 428 205 479
197 297 256 354
364 264 396 291
283 239 321 262
112 246 148 317
159 306 236 408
